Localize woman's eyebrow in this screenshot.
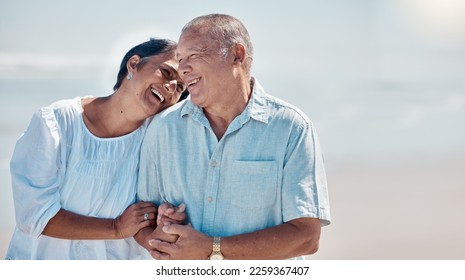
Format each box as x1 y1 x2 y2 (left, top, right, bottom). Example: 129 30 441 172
162 63 181 77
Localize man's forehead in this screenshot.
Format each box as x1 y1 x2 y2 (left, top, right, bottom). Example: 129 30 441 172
177 39 209 56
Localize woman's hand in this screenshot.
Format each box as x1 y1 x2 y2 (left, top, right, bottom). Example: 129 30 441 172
114 201 157 238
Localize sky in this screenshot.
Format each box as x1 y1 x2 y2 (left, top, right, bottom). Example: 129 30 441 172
1 0 464 160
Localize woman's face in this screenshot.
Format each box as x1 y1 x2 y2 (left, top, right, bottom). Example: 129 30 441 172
129 51 185 117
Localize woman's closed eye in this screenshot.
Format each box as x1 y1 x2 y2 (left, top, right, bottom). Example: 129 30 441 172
161 68 173 80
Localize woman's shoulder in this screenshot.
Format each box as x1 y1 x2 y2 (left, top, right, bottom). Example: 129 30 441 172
30 96 90 132
39 96 90 119
48 96 88 112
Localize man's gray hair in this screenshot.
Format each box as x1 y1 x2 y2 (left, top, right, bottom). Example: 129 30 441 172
182 14 254 60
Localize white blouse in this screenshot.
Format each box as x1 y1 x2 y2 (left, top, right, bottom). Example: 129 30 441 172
6 97 152 259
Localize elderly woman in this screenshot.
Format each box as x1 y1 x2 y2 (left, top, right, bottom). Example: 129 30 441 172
6 38 186 259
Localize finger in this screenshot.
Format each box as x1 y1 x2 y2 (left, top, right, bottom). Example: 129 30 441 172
148 239 177 254
160 203 184 219
140 220 157 228
156 213 171 225
175 203 186 213
166 211 186 222
136 201 157 208
162 223 188 236
140 205 157 214
158 215 182 225
141 212 155 223
156 233 179 244
161 207 175 216
150 250 170 260
154 229 179 243
140 206 157 223
158 202 175 215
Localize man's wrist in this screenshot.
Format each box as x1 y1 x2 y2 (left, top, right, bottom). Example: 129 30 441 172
208 236 224 260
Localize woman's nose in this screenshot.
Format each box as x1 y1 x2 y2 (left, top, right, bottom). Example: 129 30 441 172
163 80 177 93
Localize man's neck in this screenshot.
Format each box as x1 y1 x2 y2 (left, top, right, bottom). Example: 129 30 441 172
203 77 253 140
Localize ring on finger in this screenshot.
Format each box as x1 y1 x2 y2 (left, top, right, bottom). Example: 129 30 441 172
144 213 149 221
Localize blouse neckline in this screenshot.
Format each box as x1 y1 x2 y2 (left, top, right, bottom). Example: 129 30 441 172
77 97 145 141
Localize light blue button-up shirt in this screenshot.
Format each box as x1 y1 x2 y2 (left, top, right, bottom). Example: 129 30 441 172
138 78 331 238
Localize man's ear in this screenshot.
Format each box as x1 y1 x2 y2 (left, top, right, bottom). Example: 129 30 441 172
232 43 246 65
126 54 142 72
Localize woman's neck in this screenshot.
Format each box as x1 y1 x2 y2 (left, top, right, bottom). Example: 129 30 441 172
82 93 144 138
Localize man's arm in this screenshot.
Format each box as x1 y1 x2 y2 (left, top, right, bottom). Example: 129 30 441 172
149 217 321 260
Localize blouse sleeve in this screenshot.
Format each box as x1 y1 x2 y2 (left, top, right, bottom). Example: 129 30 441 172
10 106 63 237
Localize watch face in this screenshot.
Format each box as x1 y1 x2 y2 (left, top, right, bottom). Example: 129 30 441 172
209 254 224 260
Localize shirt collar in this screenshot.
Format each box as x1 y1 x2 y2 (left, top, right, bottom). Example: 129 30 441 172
180 77 269 124
248 77 269 124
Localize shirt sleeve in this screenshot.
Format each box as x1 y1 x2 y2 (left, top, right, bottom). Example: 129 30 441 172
281 122 331 226
10 106 63 237
137 119 162 205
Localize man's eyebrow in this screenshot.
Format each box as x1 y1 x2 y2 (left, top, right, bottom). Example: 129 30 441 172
194 46 209 53
177 46 209 57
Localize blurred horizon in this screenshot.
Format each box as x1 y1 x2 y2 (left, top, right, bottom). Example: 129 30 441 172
1 0 464 259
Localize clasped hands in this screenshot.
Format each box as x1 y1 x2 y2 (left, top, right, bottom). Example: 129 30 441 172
146 202 213 260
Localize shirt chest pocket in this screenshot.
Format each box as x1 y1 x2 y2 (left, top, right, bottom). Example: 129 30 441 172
227 160 278 210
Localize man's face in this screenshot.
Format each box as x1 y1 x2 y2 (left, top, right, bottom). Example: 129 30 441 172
177 29 232 108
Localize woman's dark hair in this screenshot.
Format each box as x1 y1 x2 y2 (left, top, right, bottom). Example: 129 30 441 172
113 38 177 91
179 89 189 101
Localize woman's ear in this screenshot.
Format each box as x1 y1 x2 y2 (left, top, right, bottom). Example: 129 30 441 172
126 55 141 73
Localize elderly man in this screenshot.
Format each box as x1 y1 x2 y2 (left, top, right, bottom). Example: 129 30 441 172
135 13 331 260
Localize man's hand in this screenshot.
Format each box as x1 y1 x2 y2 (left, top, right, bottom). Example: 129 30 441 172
157 202 186 226
154 202 187 245
148 224 212 260
134 202 187 254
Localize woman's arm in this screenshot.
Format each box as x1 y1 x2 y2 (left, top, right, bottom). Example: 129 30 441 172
42 201 157 239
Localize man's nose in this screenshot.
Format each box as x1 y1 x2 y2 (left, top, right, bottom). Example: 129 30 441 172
178 60 191 77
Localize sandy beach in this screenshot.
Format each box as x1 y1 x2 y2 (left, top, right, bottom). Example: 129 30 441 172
2 153 464 259
309 154 465 259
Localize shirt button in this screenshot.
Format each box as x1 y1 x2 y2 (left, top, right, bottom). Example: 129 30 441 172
208 197 213 203
210 161 218 167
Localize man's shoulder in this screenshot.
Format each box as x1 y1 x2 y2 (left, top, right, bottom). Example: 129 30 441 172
253 78 312 128
146 99 188 133
261 93 313 129
155 99 187 120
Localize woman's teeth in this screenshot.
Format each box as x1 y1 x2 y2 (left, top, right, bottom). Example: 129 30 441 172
151 88 165 102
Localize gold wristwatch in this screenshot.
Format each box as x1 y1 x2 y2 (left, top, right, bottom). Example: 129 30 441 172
208 236 224 260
